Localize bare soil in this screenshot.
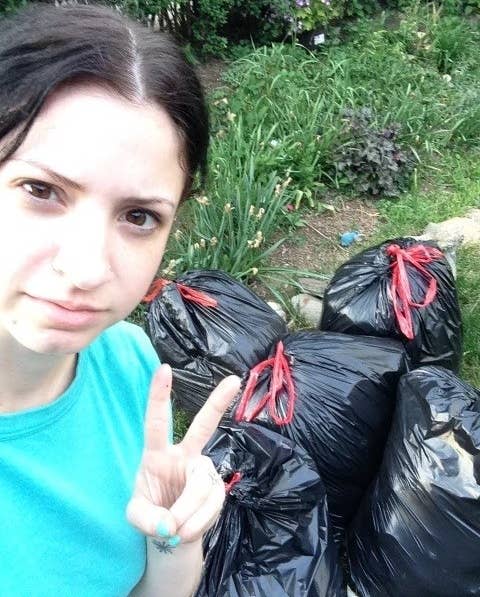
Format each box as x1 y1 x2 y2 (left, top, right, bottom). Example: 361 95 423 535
268 199 380 276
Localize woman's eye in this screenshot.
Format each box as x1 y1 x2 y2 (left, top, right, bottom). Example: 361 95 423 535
22 181 57 201
124 209 159 230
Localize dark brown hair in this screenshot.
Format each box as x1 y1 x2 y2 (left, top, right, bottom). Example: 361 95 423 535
0 2 209 197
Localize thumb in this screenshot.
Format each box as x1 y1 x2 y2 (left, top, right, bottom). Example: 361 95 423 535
127 495 177 539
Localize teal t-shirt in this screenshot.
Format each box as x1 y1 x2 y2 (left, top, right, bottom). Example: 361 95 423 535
0 321 162 597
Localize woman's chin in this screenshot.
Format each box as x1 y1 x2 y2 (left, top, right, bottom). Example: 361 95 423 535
6 322 104 355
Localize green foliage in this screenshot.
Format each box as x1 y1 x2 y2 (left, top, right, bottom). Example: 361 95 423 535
224 0 293 45
457 246 480 387
344 0 378 18
0 0 27 15
293 0 378 33
163 157 292 282
216 44 338 194
334 108 414 197
376 151 480 237
294 0 345 32
388 4 478 74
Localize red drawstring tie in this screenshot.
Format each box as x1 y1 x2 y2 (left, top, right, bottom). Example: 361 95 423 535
224 471 242 494
234 341 296 426
142 278 218 307
386 243 443 340
143 278 170 302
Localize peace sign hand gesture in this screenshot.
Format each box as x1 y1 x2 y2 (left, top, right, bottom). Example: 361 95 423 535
127 363 241 547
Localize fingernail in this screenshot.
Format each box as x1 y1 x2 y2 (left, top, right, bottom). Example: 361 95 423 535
156 521 171 538
168 535 181 548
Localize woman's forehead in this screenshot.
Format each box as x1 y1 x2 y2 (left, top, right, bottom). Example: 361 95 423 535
9 83 186 200
22 83 178 148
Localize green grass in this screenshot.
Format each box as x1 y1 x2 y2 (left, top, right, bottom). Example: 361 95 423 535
456 246 480 386
376 151 480 237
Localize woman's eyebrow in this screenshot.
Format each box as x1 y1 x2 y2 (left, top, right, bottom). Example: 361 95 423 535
11 158 176 208
13 158 84 191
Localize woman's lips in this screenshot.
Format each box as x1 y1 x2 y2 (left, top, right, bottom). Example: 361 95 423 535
27 295 106 329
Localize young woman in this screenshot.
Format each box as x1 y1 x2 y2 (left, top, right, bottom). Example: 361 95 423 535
0 3 240 596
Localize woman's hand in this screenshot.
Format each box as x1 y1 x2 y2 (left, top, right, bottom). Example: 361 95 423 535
126 363 241 547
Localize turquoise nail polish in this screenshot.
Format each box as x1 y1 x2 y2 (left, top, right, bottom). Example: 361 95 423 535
156 521 171 538
168 535 181 548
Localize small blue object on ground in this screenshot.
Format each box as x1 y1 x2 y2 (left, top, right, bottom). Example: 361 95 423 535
340 231 360 247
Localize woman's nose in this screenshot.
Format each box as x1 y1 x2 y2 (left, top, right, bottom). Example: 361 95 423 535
51 214 114 291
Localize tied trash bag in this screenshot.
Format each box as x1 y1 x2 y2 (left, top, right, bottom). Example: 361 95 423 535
144 270 287 415
347 366 480 597
234 331 409 540
196 424 345 597
320 238 462 371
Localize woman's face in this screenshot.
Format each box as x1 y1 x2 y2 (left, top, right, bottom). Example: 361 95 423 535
0 84 185 355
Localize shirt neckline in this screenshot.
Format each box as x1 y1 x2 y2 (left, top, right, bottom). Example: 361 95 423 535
0 349 88 441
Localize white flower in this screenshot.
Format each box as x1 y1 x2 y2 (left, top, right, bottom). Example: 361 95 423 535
224 203 233 213
161 258 178 277
173 229 182 240
248 230 263 249
416 31 426 39
199 238 206 248
269 139 279 148
251 267 258 276
195 195 210 206
248 205 256 217
256 207 265 219
226 111 236 122
442 74 452 83
210 237 218 247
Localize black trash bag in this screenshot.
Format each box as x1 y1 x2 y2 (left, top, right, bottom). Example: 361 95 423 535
144 270 287 415
233 331 410 541
347 366 480 597
196 424 345 597
319 238 462 372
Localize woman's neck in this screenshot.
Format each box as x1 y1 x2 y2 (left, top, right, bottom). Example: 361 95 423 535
0 339 77 414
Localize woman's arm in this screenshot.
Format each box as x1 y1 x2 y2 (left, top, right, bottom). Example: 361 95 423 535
130 538 203 597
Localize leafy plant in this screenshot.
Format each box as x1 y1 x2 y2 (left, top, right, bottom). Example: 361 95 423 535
293 0 345 32
457 246 480 387
334 108 414 197
162 159 293 282
223 0 293 45
0 0 27 14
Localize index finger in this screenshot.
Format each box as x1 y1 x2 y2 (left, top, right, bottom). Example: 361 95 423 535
181 375 241 455
144 363 173 452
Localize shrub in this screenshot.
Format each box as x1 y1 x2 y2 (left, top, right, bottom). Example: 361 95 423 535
0 0 27 14
293 0 379 33
293 0 346 32
333 108 414 197
222 0 293 46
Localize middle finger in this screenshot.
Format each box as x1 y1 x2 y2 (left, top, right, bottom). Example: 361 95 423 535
169 455 223 528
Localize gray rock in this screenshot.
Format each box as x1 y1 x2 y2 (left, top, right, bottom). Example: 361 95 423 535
267 301 287 321
422 215 480 247
291 293 323 327
467 208 480 224
297 277 331 298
